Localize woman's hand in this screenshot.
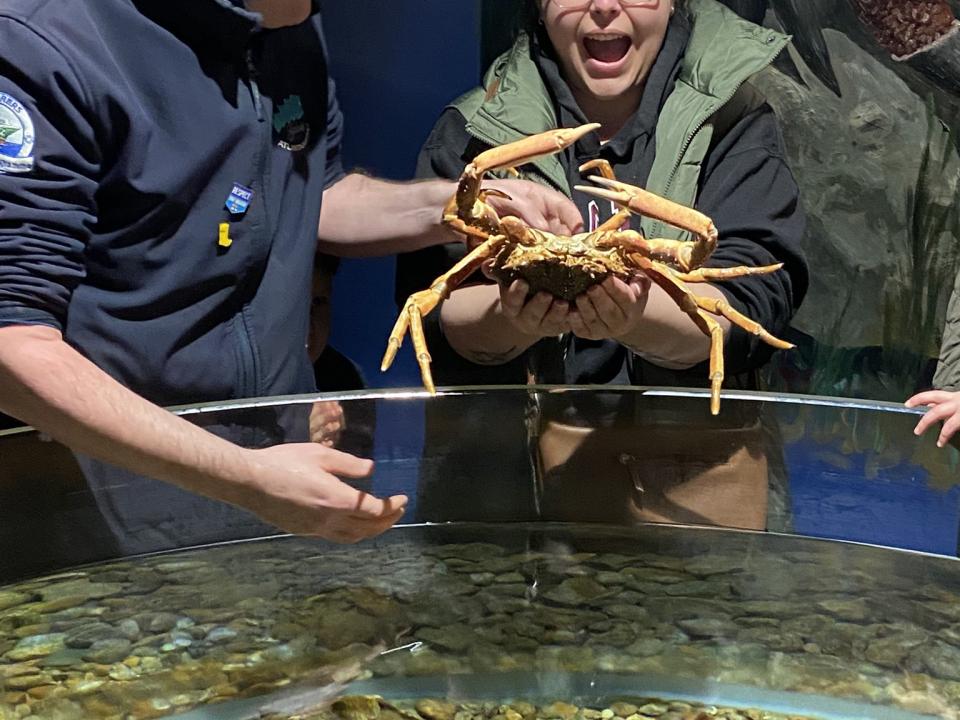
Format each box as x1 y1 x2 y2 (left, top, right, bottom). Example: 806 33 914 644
498 278 571 338
490 273 653 344
567 276 651 341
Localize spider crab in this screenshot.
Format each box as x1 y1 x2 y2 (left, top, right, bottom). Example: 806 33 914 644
382 123 792 415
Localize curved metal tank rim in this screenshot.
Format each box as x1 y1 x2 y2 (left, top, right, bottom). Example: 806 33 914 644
0 385 926 438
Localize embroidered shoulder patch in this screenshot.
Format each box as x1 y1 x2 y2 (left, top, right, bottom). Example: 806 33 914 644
273 95 310 152
0 92 35 174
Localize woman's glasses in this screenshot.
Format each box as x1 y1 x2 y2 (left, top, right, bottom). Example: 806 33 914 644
549 0 661 9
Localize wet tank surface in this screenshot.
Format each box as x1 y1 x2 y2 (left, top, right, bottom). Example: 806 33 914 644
2 525 960 719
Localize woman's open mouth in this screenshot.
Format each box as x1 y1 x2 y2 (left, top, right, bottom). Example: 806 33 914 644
582 34 632 66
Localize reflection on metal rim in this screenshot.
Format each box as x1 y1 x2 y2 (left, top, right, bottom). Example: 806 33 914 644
0 385 923 438
155 386 931 419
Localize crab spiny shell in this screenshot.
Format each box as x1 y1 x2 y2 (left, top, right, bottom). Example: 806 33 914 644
488 230 637 301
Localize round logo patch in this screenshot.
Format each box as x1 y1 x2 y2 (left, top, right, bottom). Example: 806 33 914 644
0 92 35 174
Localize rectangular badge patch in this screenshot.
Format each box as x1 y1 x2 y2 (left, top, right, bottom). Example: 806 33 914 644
225 183 253 215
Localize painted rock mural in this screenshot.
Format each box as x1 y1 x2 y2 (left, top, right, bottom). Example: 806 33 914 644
716 0 960 399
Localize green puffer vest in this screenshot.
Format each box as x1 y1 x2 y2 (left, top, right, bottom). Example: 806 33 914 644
451 0 789 241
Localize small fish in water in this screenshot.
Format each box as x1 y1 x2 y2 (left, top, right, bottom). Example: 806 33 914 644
254 644 385 720
255 632 418 720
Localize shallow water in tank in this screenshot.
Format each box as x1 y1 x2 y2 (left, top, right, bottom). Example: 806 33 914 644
1 523 959 719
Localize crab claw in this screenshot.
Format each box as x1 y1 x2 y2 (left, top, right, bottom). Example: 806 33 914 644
575 176 717 243
478 188 513 202
469 122 601 175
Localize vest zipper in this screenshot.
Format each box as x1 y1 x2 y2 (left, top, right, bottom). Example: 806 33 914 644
645 89 726 239
648 39 786 237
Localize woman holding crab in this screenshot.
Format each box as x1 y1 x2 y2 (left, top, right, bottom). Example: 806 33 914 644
396 0 808 394
396 0 810 527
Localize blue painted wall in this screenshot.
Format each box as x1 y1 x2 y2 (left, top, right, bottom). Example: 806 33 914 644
322 1 482 388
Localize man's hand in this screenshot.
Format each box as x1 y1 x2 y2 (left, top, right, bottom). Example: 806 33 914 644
482 178 583 237
568 276 651 341
905 390 960 448
243 443 407 543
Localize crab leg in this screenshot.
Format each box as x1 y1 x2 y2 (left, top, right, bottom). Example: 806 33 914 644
579 159 632 232
689 294 794 351
591 229 699 267
579 158 616 180
382 235 510 393
575 177 718 270
633 255 792 414
451 123 601 235
671 264 784 283
471 123 601 175
661 264 793 348
635 257 726 415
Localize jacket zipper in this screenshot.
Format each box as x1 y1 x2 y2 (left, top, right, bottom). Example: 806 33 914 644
231 45 271 398
233 313 257 398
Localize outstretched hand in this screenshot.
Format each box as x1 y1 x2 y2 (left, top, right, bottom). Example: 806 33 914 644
905 390 960 448
241 443 407 543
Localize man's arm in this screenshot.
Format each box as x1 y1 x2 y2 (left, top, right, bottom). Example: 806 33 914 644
0 24 404 544
317 174 459 257
318 172 584 258
0 325 406 543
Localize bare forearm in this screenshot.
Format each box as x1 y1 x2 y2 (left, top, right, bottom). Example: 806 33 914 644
318 174 458 257
616 283 731 368
440 284 540 364
0 325 261 507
